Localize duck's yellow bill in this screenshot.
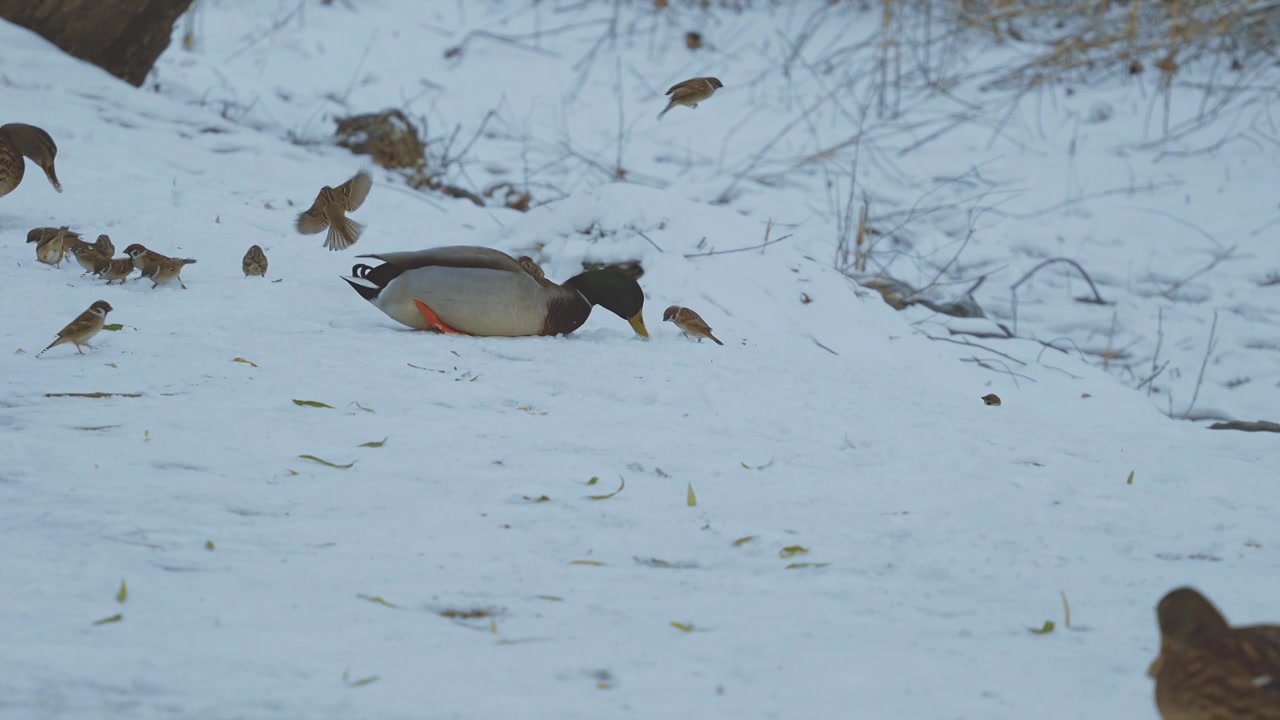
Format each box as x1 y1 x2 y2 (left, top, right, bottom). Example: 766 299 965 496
628 312 650 338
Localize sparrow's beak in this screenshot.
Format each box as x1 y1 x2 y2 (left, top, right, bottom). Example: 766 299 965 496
627 312 649 338
1147 646 1165 679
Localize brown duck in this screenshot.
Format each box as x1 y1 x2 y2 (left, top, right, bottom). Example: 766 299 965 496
1150 587 1280 720
0 123 61 197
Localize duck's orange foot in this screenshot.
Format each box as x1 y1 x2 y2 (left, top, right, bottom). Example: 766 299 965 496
414 299 468 335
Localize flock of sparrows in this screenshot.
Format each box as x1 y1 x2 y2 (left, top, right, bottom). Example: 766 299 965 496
10 75 729 358
28 227 201 289
23 224 205 356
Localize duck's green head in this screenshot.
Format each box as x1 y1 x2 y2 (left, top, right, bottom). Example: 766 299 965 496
566 268 648 337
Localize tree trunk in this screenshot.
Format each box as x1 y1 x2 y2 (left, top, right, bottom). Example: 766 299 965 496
0 0 194 87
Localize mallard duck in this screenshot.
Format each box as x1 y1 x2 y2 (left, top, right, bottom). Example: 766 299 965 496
0 123 61 197
342 246 649 338
1149 587 1280 720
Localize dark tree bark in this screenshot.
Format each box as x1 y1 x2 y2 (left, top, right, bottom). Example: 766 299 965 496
0 0 194 87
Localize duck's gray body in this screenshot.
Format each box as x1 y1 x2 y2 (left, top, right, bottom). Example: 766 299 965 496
343 246 590 336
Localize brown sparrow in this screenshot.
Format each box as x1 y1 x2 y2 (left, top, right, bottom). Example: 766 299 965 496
34 227 88 259
148 256 197 289
26 226 67 243
242 245 268 277
32 225 72 267
658 77 724 119
516 255 555 287
69 245 109 274
663 305 723 345
296 170 372 251
37 300 113 357
95 257 136 285
93 234 115 258
28 227 83 265
122 243 166 276
1149 587 1280 720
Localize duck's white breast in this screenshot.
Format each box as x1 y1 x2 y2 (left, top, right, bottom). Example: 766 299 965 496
376 266 559 336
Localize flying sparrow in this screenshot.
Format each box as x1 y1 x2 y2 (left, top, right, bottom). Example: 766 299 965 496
663 305 723 345
148 256 197 289
32 225 72 267
1149 586 1280 720
93 233 115 258
296 170 373 251
95 257 136 285
69 245 109 274
37 300 113 357
658 77 724 119
242 245 268 277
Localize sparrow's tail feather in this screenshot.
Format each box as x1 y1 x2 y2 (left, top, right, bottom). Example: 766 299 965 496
709 332 724 346
179 258 197 265
326 217 365 251
657 101 676 120
36 338 61 357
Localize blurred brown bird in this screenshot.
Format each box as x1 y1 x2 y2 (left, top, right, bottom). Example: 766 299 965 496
296 170 372 251
31 225 72 267
42 227 89 258
0 123 61 197
516 255 555 287
95 257 136 285
37 300 112 357
27 226 79 245
242 245 268 277
1149 587 1280 720
93 233 115 258
663 305 723 345
658 77 723 119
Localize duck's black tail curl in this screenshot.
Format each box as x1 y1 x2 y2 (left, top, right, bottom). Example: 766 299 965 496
344 261 406 303
343 275 381 302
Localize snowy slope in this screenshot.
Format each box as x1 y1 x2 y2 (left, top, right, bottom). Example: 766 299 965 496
1 2 1277 719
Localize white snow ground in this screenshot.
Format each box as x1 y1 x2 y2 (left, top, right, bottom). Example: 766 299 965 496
1 2 1277 718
